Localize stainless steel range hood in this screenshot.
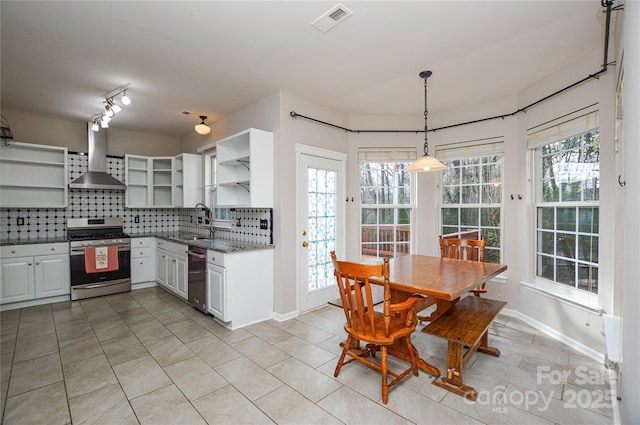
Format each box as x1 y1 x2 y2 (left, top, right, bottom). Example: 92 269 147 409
69 123 126 190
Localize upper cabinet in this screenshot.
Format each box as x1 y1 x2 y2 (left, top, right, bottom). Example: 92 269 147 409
125 153 201 208
215 128 273 207
174 153 202 207
0 141 68 208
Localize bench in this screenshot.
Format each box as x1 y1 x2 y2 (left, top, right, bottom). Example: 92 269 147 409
422 296 506 400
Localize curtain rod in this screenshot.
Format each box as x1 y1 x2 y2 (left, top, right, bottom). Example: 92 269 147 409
291 0 621 135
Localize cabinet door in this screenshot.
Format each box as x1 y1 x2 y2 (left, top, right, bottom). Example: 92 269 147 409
174 255 188 300
156 251 168 286
0 258 34 303
34 254 70 298
206 263 226 320
166 254 177 291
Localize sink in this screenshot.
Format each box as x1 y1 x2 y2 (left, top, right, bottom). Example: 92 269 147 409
177 234 211 241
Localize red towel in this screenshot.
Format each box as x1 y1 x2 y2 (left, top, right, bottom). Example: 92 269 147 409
84 246 119 273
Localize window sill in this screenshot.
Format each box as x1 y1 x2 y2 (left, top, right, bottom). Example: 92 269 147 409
520 280 603 315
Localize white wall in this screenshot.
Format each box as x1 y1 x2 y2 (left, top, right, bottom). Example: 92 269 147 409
618 0 639 423
2 108 180 156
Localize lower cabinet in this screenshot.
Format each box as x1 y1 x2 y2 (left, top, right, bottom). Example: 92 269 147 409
131 237 155 284
206 248 273 330
155 239 187 300
0 243 70 305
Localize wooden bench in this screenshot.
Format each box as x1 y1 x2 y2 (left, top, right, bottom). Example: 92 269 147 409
422 296 506 400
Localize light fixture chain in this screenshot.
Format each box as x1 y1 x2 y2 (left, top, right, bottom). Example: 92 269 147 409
423 72 429 156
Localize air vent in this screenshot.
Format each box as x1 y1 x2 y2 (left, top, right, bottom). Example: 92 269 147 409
311 3 353 33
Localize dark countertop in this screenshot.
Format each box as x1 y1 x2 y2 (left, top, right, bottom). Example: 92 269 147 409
1 237 69 246
131 232 274 254
1 234 273 254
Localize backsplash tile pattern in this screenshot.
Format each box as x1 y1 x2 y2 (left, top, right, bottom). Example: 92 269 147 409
1 153 273 245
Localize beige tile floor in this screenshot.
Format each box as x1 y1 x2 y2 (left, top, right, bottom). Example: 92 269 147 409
0 287 616 424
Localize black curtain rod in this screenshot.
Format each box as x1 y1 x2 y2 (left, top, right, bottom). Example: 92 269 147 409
291 0 619 136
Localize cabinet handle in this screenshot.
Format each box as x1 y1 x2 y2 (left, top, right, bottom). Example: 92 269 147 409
36 262 40 265
139 251 143 255
51 248 55 251
28 262 32 266
11 250 16 254
140 261 144 265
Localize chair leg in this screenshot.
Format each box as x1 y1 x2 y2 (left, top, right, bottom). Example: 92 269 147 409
381 346 389 404
406 337 419 376
334 336 351 377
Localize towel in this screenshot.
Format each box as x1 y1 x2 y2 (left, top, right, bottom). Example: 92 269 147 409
84 246 119 273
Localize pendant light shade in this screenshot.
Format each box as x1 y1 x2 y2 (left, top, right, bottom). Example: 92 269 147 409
195 115 211 135
409 70 447 173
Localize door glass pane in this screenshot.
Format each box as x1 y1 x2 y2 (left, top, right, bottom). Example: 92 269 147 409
307 167 337 292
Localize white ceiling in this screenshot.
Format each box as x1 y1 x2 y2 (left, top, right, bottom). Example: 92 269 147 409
1 1 605 138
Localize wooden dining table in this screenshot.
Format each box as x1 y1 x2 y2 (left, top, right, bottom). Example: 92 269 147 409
369 254 507 378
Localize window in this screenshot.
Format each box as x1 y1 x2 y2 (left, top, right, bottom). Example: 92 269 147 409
359 150 416 259
437 142 504 263
204 153 230 226
529 112 599 294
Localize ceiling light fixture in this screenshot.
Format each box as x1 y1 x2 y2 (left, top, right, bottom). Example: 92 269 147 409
408 71 447 173
195 115 211 135
91 84 131 129
120 90 131 106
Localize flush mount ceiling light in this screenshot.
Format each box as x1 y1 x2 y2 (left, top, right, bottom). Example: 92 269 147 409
408 71 447 173
195 115 211 135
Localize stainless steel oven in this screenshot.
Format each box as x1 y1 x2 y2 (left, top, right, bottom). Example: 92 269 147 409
68 218 131 300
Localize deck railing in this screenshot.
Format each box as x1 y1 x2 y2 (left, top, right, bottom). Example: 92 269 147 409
361 225 411 258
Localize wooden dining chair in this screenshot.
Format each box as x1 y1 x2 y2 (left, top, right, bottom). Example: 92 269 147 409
330 251 422 404
440 236 487 296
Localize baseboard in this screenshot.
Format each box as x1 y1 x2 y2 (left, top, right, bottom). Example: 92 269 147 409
0 295 70 311
271 310 298 323
131 281 158 290
501 308 605 364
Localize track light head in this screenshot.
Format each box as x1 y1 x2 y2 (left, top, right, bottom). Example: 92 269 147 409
121 91 131 105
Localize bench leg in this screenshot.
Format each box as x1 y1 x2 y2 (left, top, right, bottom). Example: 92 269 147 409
476 330 501 357
432 341 479 401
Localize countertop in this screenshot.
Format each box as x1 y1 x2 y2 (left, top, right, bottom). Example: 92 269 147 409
131 232 274 253
1 233 273 254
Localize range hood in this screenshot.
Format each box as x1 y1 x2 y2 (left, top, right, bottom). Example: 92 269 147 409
69 123 126 190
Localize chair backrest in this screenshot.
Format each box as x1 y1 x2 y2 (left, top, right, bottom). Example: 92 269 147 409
439 236 486 262
330 251 392 338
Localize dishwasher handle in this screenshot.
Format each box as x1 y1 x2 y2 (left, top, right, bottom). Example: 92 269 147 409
187 250 206 259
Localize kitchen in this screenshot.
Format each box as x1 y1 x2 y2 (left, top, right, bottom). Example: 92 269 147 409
1 1 639 424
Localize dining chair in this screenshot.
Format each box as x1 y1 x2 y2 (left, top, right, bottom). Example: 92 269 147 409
440 236 487 296
330 251 422 404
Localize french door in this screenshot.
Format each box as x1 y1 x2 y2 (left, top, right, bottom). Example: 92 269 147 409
296 146 346 312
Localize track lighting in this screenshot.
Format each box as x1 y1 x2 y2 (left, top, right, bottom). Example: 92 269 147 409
195 115 211 135
121 91 131 105
90 84 131 128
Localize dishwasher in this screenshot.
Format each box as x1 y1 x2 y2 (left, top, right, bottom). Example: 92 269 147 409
187 246 207 313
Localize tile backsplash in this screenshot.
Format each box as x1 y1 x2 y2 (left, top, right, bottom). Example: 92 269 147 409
1 153 273 245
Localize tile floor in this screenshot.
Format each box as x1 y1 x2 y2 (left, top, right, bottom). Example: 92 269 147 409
1 287 616 424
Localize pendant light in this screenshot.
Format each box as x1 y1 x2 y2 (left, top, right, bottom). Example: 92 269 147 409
408 70 447 173
195 115 211 135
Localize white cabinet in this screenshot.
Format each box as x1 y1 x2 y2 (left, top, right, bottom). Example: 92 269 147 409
131 237 155 284
214 128 273 207
1 243 70 305
206 248 273 330
155 239 187 300
0 141 68 208
125 155 174 207
174 153 202 207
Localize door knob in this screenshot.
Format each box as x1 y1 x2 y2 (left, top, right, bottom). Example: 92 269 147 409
302 241 308 248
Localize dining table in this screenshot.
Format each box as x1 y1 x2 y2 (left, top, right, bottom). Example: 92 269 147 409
369 254 507 379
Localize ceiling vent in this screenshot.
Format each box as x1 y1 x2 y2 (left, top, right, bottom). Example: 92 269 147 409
311 3 353 33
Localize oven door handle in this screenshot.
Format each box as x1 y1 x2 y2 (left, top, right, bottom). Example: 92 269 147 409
70 246 131 255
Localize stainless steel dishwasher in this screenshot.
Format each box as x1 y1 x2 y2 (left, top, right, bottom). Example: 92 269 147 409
187 246 207 313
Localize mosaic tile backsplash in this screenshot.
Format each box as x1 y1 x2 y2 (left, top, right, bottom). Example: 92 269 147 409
1 153 273 245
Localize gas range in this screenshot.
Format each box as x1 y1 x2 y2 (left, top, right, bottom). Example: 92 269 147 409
67 217 130 248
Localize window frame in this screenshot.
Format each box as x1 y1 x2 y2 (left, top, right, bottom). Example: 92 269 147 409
531 128 600 296
436 142 504 263
358 149 416 260
203 151 231 229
